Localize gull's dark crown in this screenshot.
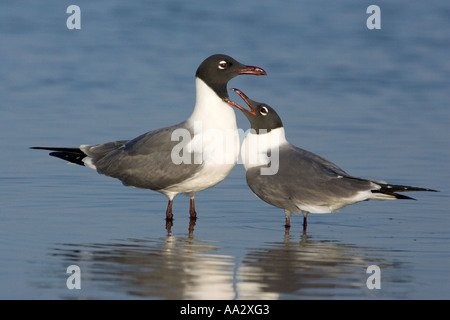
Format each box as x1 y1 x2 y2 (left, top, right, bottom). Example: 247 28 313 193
231 90 284 133
246 102 284 133
195 54 247 100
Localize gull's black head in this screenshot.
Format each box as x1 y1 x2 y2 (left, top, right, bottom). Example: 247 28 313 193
195 54 266 100
227 88 283 133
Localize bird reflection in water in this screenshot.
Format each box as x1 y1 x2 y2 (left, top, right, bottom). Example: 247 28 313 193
48 224 410 299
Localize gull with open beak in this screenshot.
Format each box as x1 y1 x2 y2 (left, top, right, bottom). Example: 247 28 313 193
227 88 437 230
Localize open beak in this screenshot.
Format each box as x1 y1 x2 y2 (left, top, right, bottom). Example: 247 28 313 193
225 88 256 115
235 65 267 76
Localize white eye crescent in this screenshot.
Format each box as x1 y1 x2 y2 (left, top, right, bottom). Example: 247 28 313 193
259 106 268 116
218 60 228 70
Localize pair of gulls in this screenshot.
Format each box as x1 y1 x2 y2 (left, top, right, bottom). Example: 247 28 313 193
32 54 436 229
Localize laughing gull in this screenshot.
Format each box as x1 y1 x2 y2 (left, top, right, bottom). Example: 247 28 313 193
31 55 266 221
227 88 437 229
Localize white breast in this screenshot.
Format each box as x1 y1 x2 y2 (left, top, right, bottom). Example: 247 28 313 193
241 127 288 175
164 78 240 195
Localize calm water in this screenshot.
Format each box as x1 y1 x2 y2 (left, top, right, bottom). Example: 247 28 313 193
1 1 449 300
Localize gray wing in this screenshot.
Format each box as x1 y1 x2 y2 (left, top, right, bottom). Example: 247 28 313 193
85 121 203 190
246 144 373 212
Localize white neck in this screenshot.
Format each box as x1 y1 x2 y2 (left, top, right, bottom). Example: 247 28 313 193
184 77 240 166
241 127 288 171
187 78 237 131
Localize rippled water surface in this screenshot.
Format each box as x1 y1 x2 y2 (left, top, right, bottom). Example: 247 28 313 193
1 1 449 299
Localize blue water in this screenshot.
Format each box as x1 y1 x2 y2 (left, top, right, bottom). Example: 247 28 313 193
1 0 449 299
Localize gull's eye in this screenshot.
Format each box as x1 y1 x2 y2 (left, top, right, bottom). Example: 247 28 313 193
218 60 229 70
259 106 268 116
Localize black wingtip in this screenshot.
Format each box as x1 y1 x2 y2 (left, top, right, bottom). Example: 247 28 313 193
32 146 87 166
372 190 417 200
370 180 439 200
48 151 86 166
394 193 417 200
377 182 439 193
30 146 84 153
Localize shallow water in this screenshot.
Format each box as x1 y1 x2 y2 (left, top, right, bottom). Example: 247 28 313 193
1 1 449 300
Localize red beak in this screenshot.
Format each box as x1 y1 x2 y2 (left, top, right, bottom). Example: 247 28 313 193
235 65 267 76
225 88 256 115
